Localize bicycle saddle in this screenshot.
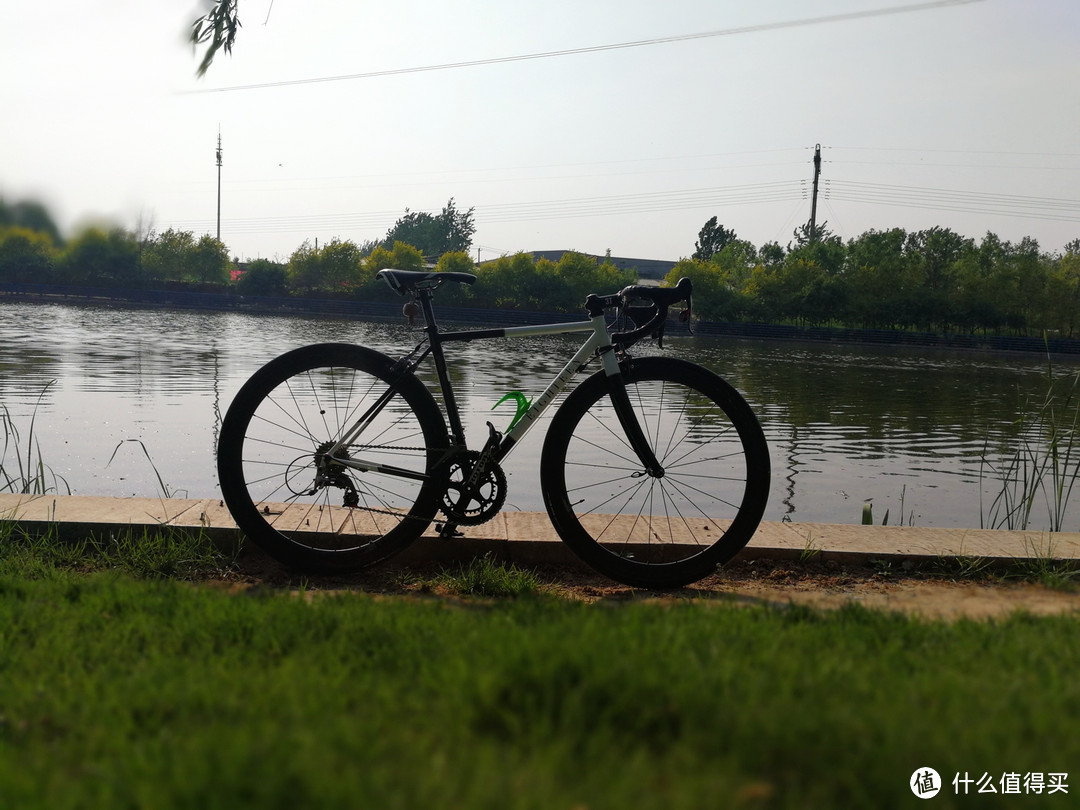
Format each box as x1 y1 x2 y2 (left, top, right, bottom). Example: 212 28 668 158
377 268 477 295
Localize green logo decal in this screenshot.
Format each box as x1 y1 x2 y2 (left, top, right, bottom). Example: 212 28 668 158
492 390 532 431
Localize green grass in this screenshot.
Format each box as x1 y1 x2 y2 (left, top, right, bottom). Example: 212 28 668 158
2 539 1080 808
395 551 549 597
0 520 237 581
928 546 1080 591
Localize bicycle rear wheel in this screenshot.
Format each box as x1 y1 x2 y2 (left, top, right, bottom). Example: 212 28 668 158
541 357 769 588
218 343 448 573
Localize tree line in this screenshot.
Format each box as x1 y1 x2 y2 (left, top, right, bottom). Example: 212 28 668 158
674 217 1080 337
4 193 1080 336
0 196 635 310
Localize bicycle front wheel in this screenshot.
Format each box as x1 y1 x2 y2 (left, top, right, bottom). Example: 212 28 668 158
218 343 448 573
541 357 770 588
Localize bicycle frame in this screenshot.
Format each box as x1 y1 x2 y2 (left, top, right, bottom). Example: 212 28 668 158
418 289 622 458
326 286 649 481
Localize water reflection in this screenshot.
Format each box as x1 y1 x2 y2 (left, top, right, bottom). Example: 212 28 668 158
2 300 1078 529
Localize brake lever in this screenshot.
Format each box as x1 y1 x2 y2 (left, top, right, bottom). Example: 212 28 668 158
679 292 694 335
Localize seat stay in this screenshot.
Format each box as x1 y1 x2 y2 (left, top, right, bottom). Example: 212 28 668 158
327 344 432 456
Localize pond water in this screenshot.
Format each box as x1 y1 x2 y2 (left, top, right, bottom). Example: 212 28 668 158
3 300 1079 530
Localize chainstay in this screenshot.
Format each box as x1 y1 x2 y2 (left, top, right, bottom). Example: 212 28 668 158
304 442 453 523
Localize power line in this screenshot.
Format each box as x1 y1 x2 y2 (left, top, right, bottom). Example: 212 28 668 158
165 181 806 235
186 0 984 94
837 160 1080 172
827 180 1080 223
831 145 1080 159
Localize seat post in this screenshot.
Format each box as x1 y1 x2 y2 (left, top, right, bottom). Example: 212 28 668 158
415 286 467 444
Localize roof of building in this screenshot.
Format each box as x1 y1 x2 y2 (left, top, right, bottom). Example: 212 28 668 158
525 250 677 280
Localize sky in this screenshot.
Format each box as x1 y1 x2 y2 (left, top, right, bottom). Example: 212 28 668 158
3 0 1080 263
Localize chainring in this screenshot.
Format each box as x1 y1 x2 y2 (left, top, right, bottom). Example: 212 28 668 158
440 450 507 526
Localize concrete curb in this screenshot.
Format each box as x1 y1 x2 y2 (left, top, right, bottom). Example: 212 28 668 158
3 494 1080 569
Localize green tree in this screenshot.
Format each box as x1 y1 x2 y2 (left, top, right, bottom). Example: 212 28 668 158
361 241 427 299
189 235 231 284
711 240 758 286
0 226 55 283
287 238 367 294
474 252 555 309
0 198 63 245
664 259 733 321
435 251 477 275
57 228 140 285
952 232 1014 334
142 228 196 282
1042 251 1080 337
790 220 835 249
968 233 1042 334
286 241 320 292
318 238 365 290
902 227 973 331
759 241 786 270
692 216 737 262
554 251 602 310
844 229 917 328
433 251 479 306
1008 236 1045 333
366 241 426 275
235 259 288 296
382 198 476 260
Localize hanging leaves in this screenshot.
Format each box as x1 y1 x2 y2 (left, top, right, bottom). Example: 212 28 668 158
190 0 242 77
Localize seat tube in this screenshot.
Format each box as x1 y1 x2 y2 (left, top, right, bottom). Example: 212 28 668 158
418 290 467 444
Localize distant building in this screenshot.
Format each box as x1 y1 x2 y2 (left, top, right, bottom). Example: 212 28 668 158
526 251 676 281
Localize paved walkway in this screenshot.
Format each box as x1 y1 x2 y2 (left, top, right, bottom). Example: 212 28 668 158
3 493 1080 569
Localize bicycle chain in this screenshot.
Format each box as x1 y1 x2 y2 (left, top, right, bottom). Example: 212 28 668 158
302 443 444 522
305 443 514 528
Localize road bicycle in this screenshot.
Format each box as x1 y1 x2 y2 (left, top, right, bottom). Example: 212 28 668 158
217 269 770 588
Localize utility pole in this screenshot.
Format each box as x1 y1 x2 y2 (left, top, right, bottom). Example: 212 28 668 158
217 130 223 243
809 143 822 243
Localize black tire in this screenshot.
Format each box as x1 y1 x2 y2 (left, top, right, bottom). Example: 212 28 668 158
218 343 448 573
541 357 769 588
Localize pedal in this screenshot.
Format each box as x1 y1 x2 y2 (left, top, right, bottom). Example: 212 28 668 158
436 521 463 539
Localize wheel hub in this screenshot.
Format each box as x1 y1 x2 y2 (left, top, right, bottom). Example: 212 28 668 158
309 441 359 507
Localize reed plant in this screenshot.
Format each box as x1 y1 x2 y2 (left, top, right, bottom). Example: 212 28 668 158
980 364 1080 532
0 382 69 496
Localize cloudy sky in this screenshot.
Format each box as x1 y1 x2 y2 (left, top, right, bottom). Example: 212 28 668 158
4 0 1079 262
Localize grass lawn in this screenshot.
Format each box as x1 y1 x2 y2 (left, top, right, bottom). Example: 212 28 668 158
0 528 1078 808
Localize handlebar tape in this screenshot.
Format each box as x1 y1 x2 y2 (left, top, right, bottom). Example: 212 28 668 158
607 277 693 348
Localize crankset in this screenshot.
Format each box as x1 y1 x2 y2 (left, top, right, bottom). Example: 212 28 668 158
440 449 507 526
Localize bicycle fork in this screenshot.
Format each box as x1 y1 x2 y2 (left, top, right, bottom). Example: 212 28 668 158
605 371 664 478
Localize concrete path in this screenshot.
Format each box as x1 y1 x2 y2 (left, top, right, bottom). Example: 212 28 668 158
3 493 1080 569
